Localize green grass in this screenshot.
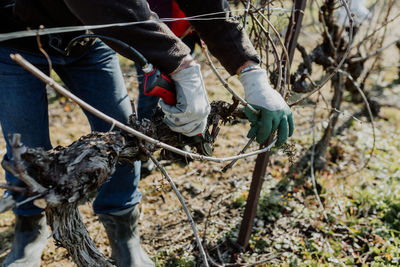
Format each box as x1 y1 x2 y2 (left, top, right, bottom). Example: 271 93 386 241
152 105 400 266
153 249 196 267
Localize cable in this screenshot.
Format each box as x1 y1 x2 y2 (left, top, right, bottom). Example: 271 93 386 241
0 7 296 42
66 34 148 67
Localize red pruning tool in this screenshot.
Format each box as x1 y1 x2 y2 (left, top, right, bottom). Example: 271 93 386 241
142 66 176 106
67 34 212 156
68 33 177 106
141 65 213 156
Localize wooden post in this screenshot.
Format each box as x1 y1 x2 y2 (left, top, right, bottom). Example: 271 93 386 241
284 0 307 66
237 148 271 247
237 0 307 248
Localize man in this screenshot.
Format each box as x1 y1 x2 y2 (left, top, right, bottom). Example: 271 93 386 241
0 0 294 266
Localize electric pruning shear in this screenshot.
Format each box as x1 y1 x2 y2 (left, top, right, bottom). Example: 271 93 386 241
66 34 213 156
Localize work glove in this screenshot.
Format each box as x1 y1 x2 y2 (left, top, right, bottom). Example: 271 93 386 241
160 64 210 137
240 68 294 146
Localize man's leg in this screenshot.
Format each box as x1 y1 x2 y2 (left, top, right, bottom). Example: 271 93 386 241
55 40 142 214
0 45 51 267
55 40 153 266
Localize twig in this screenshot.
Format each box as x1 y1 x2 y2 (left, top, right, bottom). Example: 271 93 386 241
176 169 199 180
323 107 363 124
246 253 281 266
36 25 53 75
243 0 251 27
249 13 283 92
200 41 258 114
337 69 376 175
255 9 291 94
221 136 255 172
216 248 224 266
310 97 328 222
265 2 271 70
359 0 394 83
289 0 355 107
349 36 400 63
14 193 43 208
202 203 224 267
142 145 209 267
0 183 27 194
206 251 224 267
355 11 400 48
11 53 277 164
318 7 337 59
4 134 46 194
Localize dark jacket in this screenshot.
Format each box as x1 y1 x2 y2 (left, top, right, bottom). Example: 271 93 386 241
0 0 259 75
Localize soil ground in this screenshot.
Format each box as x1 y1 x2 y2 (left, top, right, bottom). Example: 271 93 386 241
1 39 400 267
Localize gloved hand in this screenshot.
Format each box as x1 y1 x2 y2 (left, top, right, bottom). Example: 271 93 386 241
240 68 294 146
160 64 210 136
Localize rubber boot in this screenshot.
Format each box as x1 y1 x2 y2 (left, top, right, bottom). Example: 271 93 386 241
99 206 154 267
2 213 49 267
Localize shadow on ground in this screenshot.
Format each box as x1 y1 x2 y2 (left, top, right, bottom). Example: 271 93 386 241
0 225 14 265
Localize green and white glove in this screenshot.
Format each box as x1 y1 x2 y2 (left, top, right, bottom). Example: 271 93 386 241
240 68 294 146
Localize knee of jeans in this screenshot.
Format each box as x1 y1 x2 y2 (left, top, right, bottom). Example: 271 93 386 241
3 154 25 187
92 161 142 214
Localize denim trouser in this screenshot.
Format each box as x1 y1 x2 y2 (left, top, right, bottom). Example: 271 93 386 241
0 41 141 216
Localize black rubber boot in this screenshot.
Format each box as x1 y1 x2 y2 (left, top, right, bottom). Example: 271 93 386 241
99 206 154 267
2 213 49 267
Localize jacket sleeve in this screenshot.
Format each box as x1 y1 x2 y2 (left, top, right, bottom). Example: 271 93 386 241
175 0 260 75
63 0 190 74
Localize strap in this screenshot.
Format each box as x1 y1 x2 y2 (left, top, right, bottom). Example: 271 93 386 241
239 65 261 76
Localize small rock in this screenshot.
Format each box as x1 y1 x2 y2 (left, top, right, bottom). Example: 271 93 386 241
192 207 206 222
256 220 265 228
185 184 203 195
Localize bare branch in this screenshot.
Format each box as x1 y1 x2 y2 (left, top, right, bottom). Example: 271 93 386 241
350 36 400 63
337 69 376 174
310 97 328 221
3 134 47 194
289 0 355 107
143 145 209 267
200 41 258 114
10 53 277 163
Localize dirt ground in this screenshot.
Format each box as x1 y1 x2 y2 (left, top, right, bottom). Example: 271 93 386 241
1 43 400 266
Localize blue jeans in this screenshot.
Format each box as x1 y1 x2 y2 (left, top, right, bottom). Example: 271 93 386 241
0 41 141 216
